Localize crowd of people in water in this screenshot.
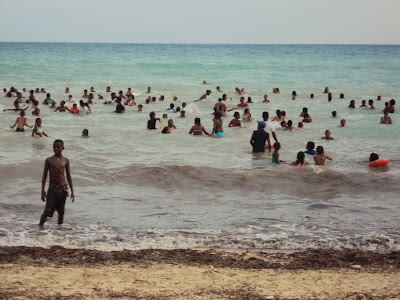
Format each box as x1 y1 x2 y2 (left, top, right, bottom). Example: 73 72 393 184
2 84 395 166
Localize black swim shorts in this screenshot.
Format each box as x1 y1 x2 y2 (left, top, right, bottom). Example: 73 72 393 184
43 185 68 217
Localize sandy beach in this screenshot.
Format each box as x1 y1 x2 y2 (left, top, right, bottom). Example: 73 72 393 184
1 246 399 299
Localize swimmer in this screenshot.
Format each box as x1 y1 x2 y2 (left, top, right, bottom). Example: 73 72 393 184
262 95 270 103
348 100 356 108
271 142 284 163
247 96 253 103
10 110 33 132
54 101 70 112
159 95 165 101
189 118 211 136
285 120 294 131
237 97 248 107
167 103 175 112
272 110 284 122
228 111 242 127
298 122 305 130
42 93 55 105
321 130 334 140
212 111 224 137
65 87 69 93
339 119 346 127
180 110 186 118
242 108 253 122
126 88 132 96
70 103 79 114
137 104 143 112
302 113 312 123
118 90 126 99
359 100 367 108
31 101 40 116
332 111 337 118
310 93 314 99
163 114 168 119
368 99 375 110
82 90 89 98
273 88 280 94
161 127 171 134
280 120 287 128
324 87 329 93
203 80 207 85
216 86 222 92
377 95 382 101
147 111 161 129
304 141 316 155
369 153 379 162
3 100 28 112
195 90 212 102
173 96 178 101
328 93 332 102
106 86 112 93
380 111 392 124
32 118 48 137
90 87 96 93
290 152 309 167
146 86 152 94
88 93 94 104
82 129 89 137
313 145 332 165
167 119 176 130
115 102 125 113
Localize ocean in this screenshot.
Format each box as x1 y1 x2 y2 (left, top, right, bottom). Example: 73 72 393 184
0 43 399 252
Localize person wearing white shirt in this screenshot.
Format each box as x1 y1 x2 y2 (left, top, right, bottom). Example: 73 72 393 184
261 111 278 147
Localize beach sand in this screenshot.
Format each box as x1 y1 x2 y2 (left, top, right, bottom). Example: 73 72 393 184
1 246 399 299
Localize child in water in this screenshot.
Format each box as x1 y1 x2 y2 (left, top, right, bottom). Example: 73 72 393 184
321 130 334 140
32 118 49 137
313 146 333 165
39 139 74 225
272 142 284 163
10 110 33 132
189 118 211 136
147 111 161 129
290 151 309 167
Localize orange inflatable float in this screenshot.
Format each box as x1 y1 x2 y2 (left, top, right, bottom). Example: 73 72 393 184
367 158 389 167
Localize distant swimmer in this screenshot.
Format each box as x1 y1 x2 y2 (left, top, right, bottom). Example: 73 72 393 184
298 122 305 130
313 146 332 165
324 87 329 93
321 130 334 140
39 139 74 225
339 119 346 127
216 86 222 92
272 88 280 94
106 86 112 93
304 141 316 155
360 100 367 108
348 100 356 109
368 99 375 110
380 111 392 124
189 118 211 136
3 100 28 112
147 111 161 129
54 101 70 112
82 129 89 137
90 87 96 92
194 90 212 102
146 86 152 94
237 97 248 107
65 87 69 93
203 80 207 84
262 95 270 103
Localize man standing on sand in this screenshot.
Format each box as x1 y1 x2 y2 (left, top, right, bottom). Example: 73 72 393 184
40 140 74 225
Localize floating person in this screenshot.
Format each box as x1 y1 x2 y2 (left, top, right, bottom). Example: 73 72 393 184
32 118 49 138
189 118 211 136
195 90 212 102
10 110 33 132
39 139 74 225
313 145 332 165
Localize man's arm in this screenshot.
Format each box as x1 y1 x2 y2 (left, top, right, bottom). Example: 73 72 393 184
272 132 278 143
267 134 272 152
41 159 49 201
65 160 74 203
250 132 255 146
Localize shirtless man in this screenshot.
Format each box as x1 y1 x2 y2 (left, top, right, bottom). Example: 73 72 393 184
54 101 70 112
40 140 74 225
10 110 33 132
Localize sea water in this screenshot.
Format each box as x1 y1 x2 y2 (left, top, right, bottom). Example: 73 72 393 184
0 43 399 252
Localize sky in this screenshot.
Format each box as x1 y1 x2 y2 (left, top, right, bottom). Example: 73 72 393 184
0 0 399 44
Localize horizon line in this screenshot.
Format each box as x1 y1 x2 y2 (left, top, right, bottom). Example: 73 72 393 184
0 41 399 46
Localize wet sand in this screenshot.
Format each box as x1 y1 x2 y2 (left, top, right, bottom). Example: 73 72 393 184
1 246 399 299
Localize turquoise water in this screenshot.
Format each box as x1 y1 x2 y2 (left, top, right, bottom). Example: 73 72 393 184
0 43 399 252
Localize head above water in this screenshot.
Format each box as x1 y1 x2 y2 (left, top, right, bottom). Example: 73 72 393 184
369 153 379 162
316 145 324 155
306 141 315 150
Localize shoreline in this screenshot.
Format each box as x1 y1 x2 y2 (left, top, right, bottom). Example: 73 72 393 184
1 246 399 299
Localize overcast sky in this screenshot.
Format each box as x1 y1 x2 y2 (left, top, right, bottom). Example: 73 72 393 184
0 0 399 44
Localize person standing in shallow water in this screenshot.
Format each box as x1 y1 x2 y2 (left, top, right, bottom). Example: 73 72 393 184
40 140 74 225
